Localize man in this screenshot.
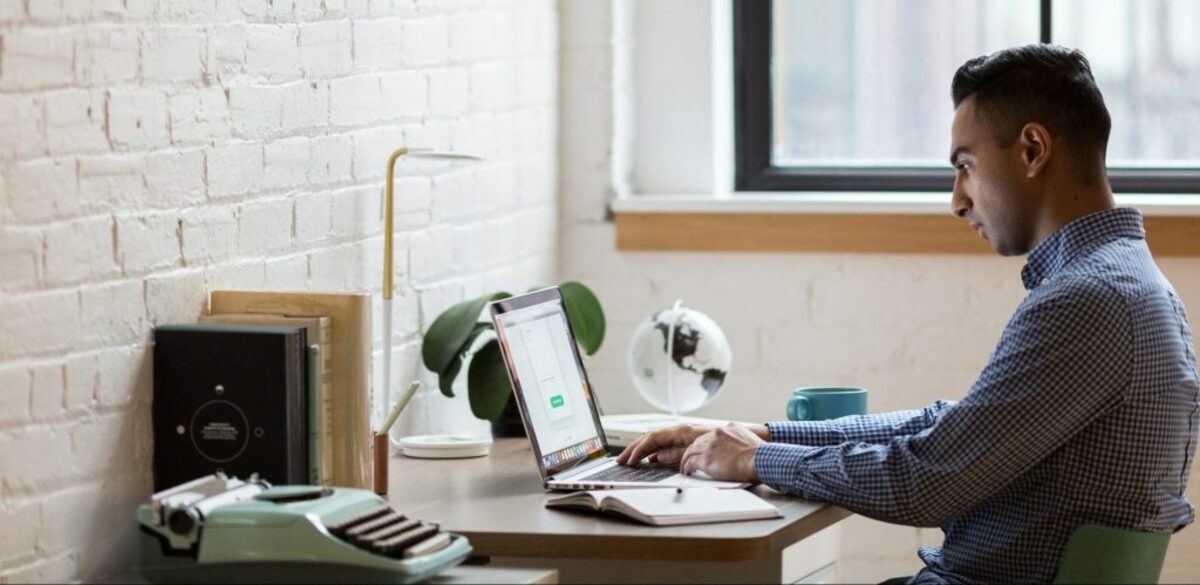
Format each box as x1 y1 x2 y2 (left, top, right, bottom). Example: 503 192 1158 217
617 44 1199 584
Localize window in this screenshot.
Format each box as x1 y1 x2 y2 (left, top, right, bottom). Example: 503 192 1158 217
735 0 1200 193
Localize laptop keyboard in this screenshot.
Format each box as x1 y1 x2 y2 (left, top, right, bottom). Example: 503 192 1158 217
582 464 677 483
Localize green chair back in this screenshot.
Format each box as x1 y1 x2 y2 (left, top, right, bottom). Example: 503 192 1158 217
1054 524 1171 584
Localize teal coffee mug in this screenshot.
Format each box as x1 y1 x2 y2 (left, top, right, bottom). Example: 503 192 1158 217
786 387 868 421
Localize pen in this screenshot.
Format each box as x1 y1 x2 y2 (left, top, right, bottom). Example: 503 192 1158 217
676 472 690 494
376 380 421 437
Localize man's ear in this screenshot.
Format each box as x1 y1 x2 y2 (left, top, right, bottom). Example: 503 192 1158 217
1019 123 1051 178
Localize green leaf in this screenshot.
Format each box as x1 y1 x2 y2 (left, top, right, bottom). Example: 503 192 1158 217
438 355 463 398
560 281 605 355
422 291 510 374
467 340 512 420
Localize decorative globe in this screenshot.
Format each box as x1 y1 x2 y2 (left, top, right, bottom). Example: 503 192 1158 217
627 301 732 414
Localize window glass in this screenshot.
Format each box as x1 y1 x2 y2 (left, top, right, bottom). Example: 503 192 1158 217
771 0 1039 167
1053 0 1200 167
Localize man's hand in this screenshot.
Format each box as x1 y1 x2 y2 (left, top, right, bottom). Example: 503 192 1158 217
679 423 765 483
615 423 713 467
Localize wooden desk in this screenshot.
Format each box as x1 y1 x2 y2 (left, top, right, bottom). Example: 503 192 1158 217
387 439 851 584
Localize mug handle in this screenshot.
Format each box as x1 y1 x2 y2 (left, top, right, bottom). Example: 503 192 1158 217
788 395 810 421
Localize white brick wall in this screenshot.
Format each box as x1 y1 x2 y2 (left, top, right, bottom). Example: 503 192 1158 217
0 0 559 581
557 2 1200 583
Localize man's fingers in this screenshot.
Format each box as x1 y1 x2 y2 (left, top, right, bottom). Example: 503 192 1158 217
651 446 686 465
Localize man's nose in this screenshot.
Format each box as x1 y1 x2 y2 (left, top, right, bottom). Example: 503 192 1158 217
951 176 970 218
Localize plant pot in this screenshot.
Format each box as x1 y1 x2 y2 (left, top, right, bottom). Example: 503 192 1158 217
489 393 526 438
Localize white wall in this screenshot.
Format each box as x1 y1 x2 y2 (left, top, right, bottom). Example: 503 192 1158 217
558 1 1200 583
0 0 559 581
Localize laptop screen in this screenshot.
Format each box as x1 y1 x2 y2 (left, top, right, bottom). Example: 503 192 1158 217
490 288 608 477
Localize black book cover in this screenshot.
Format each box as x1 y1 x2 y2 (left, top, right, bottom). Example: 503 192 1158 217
153 324 307 490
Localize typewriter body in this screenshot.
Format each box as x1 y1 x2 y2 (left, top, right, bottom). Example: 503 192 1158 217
137 473 471 584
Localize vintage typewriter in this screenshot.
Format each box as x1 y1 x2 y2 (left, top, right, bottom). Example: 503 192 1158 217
136 473 471 584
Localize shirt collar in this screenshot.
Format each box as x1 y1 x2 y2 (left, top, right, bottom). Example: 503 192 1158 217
1020 207 1145 290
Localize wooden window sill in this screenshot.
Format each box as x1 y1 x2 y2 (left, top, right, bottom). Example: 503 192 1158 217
612 196 1200 256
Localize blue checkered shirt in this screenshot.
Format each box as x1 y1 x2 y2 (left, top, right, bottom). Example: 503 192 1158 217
755 208 1200 584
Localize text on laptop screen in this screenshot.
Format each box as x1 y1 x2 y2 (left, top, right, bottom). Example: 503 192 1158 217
493 299 604 471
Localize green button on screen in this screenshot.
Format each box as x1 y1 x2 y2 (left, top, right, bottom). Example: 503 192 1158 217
550 395 564 408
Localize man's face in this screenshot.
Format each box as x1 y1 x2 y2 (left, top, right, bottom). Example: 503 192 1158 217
949 97 1038 256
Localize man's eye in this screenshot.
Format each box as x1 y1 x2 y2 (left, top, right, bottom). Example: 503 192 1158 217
956 162 971 172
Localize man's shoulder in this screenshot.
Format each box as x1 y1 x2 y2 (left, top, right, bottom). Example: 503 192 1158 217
1024 272 1130 321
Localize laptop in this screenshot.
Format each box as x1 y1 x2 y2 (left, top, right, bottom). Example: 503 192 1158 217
489 287 746 491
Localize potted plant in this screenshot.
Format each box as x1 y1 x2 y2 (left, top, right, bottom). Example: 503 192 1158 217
421 282 605 436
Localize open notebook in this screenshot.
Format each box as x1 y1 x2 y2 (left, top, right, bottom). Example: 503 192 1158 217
546 487 781 526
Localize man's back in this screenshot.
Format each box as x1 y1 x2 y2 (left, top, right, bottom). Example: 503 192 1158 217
920 208 1199 583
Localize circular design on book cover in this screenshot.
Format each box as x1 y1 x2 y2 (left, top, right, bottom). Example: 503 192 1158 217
189 400 251 463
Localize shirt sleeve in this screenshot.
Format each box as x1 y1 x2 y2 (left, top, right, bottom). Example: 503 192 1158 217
754 277 1132 527
765 400 957 446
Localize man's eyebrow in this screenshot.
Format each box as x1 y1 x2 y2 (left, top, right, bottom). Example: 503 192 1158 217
949 146 970 166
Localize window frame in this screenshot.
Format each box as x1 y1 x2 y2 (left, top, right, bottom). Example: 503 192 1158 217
733 0 1200 194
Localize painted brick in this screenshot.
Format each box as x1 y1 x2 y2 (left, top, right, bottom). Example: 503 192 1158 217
294 192 330 242
0 499 38 563
169 87 232 144
107 89 170 150
78 154 145 213
44 89 109 155
0 228 41 291
207 25 247 77
181 205 236 264
141 28 204 83
229 84 284 138
390 176 432 214
74 27 139 85
380 71 428 118
328 186 377 239
0 289 81 359
145 149 206 208
30 362 65 421
352 18 402 71
204 258 266 290
401 16 448 66
0 29 73 90
263 136 309 189
143 269 205 326
206 142 264 198
307 134 352 184
69 414 135 481
430 168 474 222
237 197 293 255
330 75 382 127
9 158 80 222
245 24 301 81
428 68 469 116
281 80 328 131
44 215 116 285
299 20 352 78
309 239 377 290
0 94 44 159
469 62 514 113
450 11 495 63
264 253 308 287
0 363 30 427
0 0 23 23
116 212 181 274
409 225 456 283
349 126 402 180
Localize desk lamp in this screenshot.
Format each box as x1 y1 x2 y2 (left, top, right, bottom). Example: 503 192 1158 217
381 147 482 453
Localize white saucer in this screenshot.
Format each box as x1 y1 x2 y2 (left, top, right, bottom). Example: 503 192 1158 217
398 434 493 459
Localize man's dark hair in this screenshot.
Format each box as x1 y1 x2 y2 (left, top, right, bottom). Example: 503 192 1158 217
952 44 1111 170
